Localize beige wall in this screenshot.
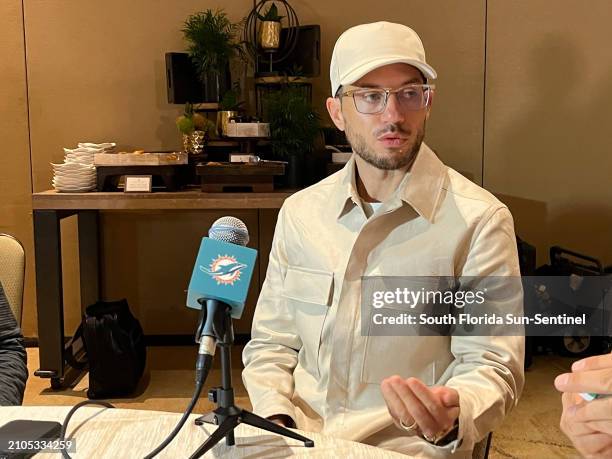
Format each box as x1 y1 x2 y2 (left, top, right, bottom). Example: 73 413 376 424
0 0 35 327
1 0 610 337
485 0 612 266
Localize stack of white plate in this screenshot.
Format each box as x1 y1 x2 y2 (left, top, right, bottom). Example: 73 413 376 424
63 147 96 165
51 142 116 192
78 142 116 153
51 162 97 192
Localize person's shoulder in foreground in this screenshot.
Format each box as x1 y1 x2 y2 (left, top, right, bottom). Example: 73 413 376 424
0 281 28 406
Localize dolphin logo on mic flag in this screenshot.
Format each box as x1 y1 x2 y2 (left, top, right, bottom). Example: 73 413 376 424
187 237 257 317
200 255 248 286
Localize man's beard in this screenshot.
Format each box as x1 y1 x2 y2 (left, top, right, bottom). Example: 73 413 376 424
345 122 425 170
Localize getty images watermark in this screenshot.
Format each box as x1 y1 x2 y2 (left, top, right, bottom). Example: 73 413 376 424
361 276 612 337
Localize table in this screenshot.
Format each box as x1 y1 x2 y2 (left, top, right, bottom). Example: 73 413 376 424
32 191 293 389
0 406 405 458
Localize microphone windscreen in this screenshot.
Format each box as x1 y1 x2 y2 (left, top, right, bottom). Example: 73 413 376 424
209 216 249 246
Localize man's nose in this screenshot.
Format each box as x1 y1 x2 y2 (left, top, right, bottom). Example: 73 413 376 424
380 93 405 124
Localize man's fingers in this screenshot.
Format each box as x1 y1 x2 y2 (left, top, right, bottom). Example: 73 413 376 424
560 397 597 438
557 354 612 459
381 376 415 427
586 421 612 436
572 397 612 424
267 414 292 427
555 368 612 395
571 432 612 458
572 354 612 372
392 378 444 437
389 377 439 437
407 378 456 431
561 412 592 437
561 391 584 412
381 376 460 440
434 386 460 407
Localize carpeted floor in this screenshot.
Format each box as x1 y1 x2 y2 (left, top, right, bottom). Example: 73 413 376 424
488 355 578 459
22 347 580 458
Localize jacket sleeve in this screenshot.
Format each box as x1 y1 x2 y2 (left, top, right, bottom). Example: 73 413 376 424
442 206 525 454
242 205 301 422
0 287 28 406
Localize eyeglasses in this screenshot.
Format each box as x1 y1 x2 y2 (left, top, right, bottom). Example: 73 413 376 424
339 84 435 114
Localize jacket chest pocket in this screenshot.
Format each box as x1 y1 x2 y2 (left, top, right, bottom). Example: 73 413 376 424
282 266 334 378
360 334 453 385
360 276 454 384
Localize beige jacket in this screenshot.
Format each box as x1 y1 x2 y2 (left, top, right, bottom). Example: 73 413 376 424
242 143 525 458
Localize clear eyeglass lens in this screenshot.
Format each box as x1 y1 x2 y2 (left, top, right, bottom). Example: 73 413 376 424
354 90 386 113
353 86 430 114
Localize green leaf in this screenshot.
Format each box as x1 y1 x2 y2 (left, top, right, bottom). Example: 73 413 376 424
264 83 320 157
258 2 284 22
182 9 246 81
269 4 278 19
176 115 195 134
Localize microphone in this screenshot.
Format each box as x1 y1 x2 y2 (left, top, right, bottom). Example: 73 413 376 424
187 216 257 317
187 217 257 319
186 217 258 381
145 217 255 458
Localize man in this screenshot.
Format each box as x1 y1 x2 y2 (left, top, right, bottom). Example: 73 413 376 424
243 21 524 457
555 353 612 458
0 280 28 406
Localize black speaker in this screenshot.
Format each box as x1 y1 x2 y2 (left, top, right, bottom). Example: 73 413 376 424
165 52 232 104
165 52 203 104
256 25 320 77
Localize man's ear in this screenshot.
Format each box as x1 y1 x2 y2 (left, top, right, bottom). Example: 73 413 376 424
326 97 345 131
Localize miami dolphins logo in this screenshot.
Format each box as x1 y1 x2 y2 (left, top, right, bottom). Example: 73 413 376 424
200 254 247 286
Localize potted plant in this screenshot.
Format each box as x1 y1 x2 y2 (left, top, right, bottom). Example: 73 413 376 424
217 83 245 137
182 9 245 102
264 83 320 188
257 3 284 49
176 103 215 154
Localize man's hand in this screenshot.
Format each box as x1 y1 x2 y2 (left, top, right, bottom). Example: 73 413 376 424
554 353 612 458
380 375 460 441
267 414 294 428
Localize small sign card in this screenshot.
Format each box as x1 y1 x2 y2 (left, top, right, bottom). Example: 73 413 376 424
124 175 152 193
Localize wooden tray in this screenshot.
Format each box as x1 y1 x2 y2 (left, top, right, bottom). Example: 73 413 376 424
94 151 188 166
196 162 285 192
97 165 188 191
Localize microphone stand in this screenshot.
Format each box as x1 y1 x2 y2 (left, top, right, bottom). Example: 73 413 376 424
190 304 314 458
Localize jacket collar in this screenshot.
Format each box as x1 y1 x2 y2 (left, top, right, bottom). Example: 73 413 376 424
334 142 447 223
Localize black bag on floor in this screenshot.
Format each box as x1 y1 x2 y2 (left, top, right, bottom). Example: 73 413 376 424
66 299 146 399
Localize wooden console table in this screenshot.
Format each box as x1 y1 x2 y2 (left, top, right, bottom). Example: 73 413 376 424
32 190 293 389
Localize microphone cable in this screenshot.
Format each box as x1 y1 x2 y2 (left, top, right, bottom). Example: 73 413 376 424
141 379 205 459
56 351 214 459
143 346 214 459
59 400 115 459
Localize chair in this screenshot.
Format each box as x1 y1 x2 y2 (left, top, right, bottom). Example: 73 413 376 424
472 432 492 459
0 233 26 327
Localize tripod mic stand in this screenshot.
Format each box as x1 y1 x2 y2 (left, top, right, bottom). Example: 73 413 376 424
190 305 314 458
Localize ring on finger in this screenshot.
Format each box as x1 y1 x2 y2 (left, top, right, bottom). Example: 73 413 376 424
399 418 418 432
422 430 443 444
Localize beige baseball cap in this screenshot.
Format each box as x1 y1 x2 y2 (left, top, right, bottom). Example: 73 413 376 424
329 21 437 96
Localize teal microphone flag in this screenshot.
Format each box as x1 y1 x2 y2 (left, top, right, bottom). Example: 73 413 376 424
187 237 258 318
